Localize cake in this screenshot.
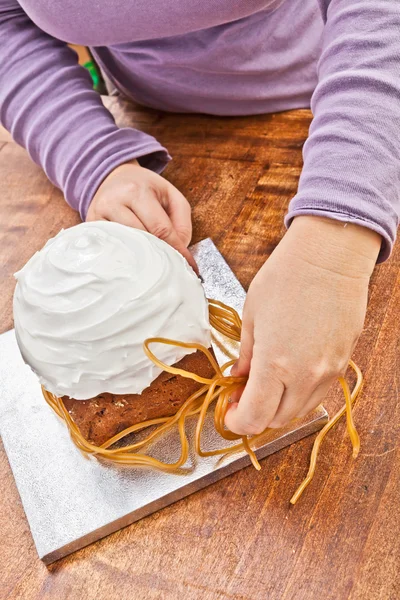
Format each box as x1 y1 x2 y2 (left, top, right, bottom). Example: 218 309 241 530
13 222 215 445
12 221 357 505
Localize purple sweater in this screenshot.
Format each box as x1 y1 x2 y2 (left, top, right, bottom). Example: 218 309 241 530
1 0 399 261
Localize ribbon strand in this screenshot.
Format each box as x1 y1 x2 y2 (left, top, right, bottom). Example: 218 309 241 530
42 298 362 503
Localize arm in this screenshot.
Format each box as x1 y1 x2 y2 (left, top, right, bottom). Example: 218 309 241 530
0 0 170 220
286 0 400 262
226 0 399 434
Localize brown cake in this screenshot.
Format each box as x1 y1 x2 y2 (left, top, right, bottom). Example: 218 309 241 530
63 349 215 445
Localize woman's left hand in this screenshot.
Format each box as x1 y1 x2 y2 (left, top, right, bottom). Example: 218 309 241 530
225 216 381 434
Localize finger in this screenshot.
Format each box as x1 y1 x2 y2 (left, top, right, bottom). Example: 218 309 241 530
104 204 146 230
130 194 198 272
86 209 108 222
225 349 285 436
229 383 245 405
268 378 334 428
182 247 199 275
163 183 193 246
295 378 335 419
86 216 108 222
161 185 198 273
229 308 254 403
231 300 255 378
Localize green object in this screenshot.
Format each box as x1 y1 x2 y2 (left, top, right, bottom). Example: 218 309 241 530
83 60 101 91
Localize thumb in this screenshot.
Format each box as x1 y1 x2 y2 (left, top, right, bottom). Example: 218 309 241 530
233 301 255 376
225 305 284 436
225 348 284 436
229 306 254 403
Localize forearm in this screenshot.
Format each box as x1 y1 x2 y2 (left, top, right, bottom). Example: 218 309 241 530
287 216 381 278
0 1 170 219
286 0 400 262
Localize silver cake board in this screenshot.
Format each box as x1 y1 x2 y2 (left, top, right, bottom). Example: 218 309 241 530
0 238 328 564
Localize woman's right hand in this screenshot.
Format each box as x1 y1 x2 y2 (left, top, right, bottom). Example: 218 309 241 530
86 160 197 270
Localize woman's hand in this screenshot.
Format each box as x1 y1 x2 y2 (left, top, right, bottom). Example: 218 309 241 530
225 216 381 434
86 160 197 270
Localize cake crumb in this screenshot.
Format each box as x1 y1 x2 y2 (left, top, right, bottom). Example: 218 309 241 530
114 400 126 407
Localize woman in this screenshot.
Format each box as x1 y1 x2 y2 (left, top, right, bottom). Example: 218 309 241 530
1 1 398 435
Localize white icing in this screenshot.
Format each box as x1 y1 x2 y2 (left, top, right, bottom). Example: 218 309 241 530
13 222 211 400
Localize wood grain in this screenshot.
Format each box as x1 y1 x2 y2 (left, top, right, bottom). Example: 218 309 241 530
0 97 399 600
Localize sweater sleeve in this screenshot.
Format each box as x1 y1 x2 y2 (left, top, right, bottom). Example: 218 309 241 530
285 0 400 261
0 0 170 220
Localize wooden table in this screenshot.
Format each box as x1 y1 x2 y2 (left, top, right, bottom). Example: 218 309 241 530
1 98 399 600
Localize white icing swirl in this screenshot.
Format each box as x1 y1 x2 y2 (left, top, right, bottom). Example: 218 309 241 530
13 222 211 400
